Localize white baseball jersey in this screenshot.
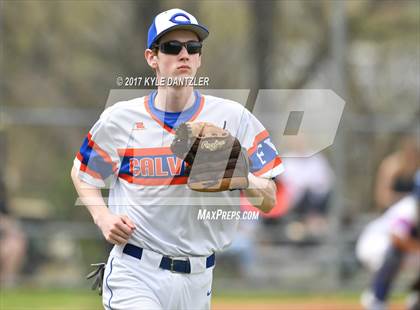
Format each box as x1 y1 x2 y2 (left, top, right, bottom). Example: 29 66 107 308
362 195 418 239
74 90 284 256
356 195 419 271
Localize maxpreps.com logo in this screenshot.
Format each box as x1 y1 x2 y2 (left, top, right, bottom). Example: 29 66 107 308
197 209 259 221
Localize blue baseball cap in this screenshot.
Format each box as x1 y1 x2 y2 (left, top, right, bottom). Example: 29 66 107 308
147 8 209 49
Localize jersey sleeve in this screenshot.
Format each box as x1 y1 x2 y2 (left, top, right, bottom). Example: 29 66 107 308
73 109 120 188
390 198 418 239
238 109 284 179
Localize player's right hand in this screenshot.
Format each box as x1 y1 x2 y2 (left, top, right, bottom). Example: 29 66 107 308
96 212 136 245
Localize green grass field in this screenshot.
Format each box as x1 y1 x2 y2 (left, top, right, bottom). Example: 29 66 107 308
1 289 101 310
0 289 406 310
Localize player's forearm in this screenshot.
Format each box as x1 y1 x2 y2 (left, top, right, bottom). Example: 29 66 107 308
70 166 110 225
391 234 420 252
243 174 277 213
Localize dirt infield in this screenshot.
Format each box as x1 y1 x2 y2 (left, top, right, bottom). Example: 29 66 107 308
212 300 405 310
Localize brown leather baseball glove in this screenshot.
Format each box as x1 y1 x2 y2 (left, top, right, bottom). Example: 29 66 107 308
170 122 250 192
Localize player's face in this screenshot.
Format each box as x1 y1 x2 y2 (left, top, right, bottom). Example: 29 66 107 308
145 30 202 80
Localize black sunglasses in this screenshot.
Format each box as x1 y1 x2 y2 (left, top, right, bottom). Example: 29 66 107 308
154 40 202 55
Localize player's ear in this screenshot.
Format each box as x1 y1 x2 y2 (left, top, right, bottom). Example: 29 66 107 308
196 37 202 69
145 49 158 69
197 53 201 69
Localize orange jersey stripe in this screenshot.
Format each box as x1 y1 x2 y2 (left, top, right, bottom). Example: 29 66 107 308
190 95 205 121
253 156 283 177
118 147 174 157
118 174 188 186
86 133 118 172
79 160 103 180
144 95 176 134
144 93 205 134
247 130 270 156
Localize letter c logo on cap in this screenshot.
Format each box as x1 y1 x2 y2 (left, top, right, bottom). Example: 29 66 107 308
170 13 191 25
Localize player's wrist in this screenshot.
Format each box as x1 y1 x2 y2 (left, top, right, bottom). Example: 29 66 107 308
247 173 257 187
91 207 110 226
247 173 271 189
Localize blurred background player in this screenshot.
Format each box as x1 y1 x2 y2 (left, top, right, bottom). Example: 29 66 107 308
0 131 27 287
262 135 335 243
375 133 420 211
0 174 27 287
280 151 334 240
357 170 420 310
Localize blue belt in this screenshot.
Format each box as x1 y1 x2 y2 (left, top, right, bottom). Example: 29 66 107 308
122 243 215 274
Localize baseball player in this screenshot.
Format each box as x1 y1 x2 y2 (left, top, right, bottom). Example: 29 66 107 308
356 170 420 310
71 8 284 310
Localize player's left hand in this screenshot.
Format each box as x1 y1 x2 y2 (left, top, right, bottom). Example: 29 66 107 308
170 121 250 192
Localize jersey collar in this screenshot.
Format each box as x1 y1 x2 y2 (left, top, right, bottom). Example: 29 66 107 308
144 90 205 134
